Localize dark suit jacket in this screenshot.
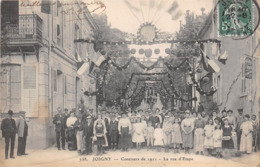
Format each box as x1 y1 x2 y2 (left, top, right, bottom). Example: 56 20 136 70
1 118 16 138
149 116 160 127
53 114 66 132
83 121 93 138
109 120 118 135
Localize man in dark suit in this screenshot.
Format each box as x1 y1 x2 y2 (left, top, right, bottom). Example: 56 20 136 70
198 102 204 113
53 107 66 150
149 110 160 128
109 114 119 150
16 111 28 156
1 110 16 159
83 116 93 155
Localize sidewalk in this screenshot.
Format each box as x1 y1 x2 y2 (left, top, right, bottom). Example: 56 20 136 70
1 146 259 167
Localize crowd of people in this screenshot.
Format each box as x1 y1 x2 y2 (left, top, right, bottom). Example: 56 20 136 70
53 105 260 157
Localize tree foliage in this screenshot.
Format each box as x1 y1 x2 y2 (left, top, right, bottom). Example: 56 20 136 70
92 14 141 106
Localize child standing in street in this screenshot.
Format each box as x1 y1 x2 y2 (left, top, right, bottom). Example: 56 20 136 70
171 118 182 153
154 123 164 152
204 119 214 156
132 116 145 151
213 123 223 158
146 121 154 150
93 119 106 156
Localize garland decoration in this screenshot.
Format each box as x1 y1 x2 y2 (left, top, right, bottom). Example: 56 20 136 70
107 56 187 72
74 38 221 45
187 64 217 96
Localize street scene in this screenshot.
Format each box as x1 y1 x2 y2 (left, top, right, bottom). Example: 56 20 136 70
0 0 260 167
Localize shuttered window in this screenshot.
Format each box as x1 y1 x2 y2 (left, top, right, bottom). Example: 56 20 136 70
0 64 21 112
23 65 36 89
53 69 57 92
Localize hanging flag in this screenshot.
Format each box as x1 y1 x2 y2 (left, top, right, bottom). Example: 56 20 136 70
87 43 106 67
208 60 220 73
212 43 218 56
200 48 209 71
77 61 90 75
167 1 182 20
95 51 106 66
218 50 228 64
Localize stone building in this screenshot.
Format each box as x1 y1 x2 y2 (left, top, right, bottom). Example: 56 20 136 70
197 3 260 117
0 0 99 148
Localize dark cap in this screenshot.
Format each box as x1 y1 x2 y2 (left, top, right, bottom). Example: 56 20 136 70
8 110 14 115
244 114 250 118
227 110 233 113
237 108 243 112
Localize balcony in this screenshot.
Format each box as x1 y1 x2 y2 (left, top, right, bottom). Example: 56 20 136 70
2 14 43 48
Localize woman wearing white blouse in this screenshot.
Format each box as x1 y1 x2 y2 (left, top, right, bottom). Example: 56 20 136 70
181 110 194 154
118 113 132 151
66 111 78 150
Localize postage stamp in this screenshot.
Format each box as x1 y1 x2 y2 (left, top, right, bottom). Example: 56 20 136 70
218 0 254 36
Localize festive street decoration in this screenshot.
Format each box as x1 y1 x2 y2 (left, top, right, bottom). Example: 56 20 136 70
187 65 217 96
106 56 187 71
137 22 158 43
121 72 189 102
139 48 144 54
154 48 160 54
144 49 152 57
74 38 221 45
130 48 136 54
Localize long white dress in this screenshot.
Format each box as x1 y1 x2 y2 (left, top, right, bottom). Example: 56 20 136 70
240 121 253 153
154 128 164 146
204 124 214 149
213 129 223 148
132 123 145 143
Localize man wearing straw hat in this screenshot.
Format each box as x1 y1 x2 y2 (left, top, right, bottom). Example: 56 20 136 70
16 111 28 156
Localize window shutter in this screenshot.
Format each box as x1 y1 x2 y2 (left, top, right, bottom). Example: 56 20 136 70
23 65 36 89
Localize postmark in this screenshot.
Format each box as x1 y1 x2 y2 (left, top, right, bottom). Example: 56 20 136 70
218 0 254 36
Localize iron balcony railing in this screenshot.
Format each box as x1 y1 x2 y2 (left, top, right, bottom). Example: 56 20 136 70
3 14 43 45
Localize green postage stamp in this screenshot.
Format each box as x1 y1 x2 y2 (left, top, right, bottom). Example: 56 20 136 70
218 0 254 36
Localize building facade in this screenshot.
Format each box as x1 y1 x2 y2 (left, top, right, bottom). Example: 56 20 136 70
197 6 260 117
0 0 98 149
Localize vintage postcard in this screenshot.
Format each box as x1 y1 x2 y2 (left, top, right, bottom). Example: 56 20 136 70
0 0 260 167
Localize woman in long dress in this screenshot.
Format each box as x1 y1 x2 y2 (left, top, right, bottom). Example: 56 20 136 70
213 123 223 158
204 119 214 156
251 114 259 152
162 115 173 152
240 114 253 154
181 110 194 154
222 118 234 157
171 118 182 153
154 123 164 151
194 112 205 155
93 119 106 155
132 116 145 150
66 111 78 151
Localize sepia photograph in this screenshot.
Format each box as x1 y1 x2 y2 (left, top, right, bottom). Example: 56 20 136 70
0 0 260 166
